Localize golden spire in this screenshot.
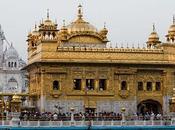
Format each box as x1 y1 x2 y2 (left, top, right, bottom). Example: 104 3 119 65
55 19 57 24
77 4 83 19
104 22 106 29
63 19 66 27
34 22 37 31
152 23 155 32
47 9 50 19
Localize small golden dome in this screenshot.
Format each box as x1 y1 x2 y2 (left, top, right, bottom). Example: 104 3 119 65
147 24 160 43
60 20 68 32
100 23 108 36
168 16 175 34
39 9 57 30
166 16 175 42
31 24 39 35
168 24 175 33
43 19 55 26
12 94 21 102
147 24 161 48
148 32 159 41
67 4 97 33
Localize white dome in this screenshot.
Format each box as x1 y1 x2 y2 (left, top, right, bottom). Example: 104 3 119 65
5 44 19 58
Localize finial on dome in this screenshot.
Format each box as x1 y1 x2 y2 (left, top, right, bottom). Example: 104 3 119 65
55 19 57 24
78 4 83 19
47 9 50 19
42 18 44 24
34 22 37 31
173 15 175 24
10 42 13 47
63 19 66 27
115 43 118 48
28 29 31 35
104 22 106 28
153 23 155 32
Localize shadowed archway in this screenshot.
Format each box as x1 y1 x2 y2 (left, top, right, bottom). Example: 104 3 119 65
137 99 162 115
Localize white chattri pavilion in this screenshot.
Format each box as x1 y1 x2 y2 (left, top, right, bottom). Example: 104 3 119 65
0 25 27 94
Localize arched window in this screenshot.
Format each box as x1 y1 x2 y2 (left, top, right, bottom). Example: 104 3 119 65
52 32 56 38
53 80 59 90
121 81 127 90
86 79 95 90
156 82 161 91
32 41 34 47
73 79 81 90
14 62 17 67
8 77 18 90
8 62 10 67
11 62 13 67
147 82 152 91
99 79 107 91
138 82 143 91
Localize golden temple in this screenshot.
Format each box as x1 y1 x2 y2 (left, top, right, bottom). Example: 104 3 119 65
25 5 175 115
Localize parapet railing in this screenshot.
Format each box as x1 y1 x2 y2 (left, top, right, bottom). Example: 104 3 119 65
57 47 164 54
0 120 175 127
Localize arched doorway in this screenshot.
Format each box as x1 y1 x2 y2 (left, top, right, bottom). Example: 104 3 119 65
137 99 162 115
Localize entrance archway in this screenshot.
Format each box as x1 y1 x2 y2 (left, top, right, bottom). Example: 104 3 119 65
137 99 162 115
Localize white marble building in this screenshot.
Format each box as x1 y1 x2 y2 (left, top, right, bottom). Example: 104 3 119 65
0 25 27 94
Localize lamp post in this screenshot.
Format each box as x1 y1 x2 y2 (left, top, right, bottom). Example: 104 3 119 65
2 100 10 121
11 94 22 126
70 107 75 125
121 107 126 125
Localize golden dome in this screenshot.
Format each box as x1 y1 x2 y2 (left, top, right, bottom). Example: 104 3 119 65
168 16 175 33
43 19 55 26
166 16 175 42
147 24 160 43
168 24 175 33
38 9 57 31
67 5 97 33
148 32 159 41
147 24 161 48
31 24 39 35
60 20 68 32
100 23 108 36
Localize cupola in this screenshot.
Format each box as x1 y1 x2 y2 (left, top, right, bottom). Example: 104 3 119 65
146 24 161 48
165 16 175 42
63 4 108 46
38 9 58 41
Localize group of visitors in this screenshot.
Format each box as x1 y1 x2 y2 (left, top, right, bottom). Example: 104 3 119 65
19 111 166 121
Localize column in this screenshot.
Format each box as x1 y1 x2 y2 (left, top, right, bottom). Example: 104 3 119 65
95 79 99 91
152 82 156 91
40 72 45 113
106 79 109 91
143 82 147 91
82 79 86 91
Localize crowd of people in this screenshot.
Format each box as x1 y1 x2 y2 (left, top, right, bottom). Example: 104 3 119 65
19 111 122 121
18 111 168 121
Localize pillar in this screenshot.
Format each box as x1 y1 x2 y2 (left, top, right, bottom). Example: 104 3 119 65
152 82 156 91
143 82 147 91
40 72 45 113
95 79 99 90
82 79 86 91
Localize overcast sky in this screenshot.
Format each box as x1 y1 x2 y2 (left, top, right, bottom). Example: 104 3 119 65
0 0 175 61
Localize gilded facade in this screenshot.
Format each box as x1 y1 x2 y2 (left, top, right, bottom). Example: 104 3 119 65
25 5 175 115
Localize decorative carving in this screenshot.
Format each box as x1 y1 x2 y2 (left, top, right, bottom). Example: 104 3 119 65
119 90 129 99
51 90 62 98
